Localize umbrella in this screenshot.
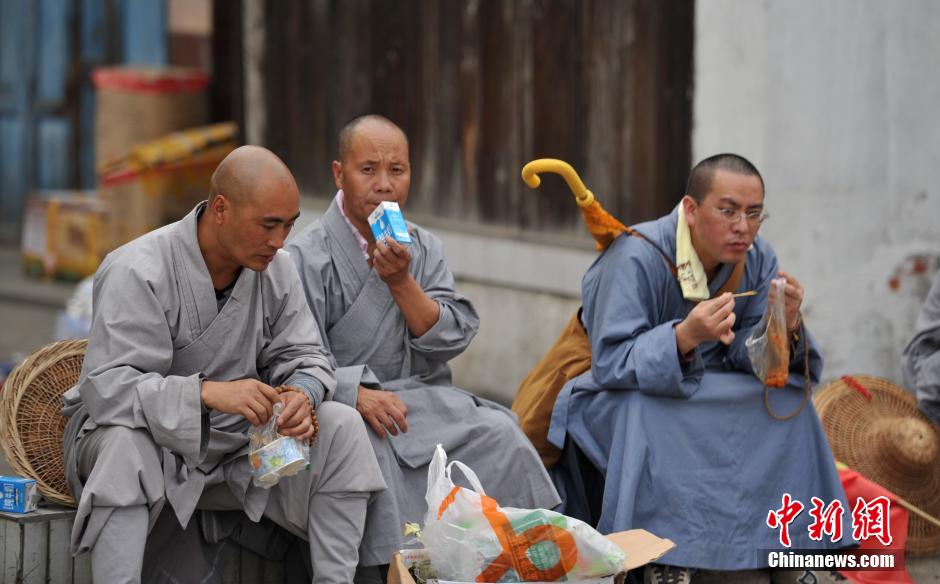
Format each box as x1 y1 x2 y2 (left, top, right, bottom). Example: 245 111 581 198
521 158 634 251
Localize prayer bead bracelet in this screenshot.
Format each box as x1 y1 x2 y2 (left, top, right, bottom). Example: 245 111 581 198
275 385 319 444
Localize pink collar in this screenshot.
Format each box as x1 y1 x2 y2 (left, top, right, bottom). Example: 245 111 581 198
336 190 370 260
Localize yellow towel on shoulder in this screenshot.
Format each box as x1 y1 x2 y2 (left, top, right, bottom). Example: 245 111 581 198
676 204 710 301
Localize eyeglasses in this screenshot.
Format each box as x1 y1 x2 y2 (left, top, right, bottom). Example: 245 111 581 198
708 206 769 226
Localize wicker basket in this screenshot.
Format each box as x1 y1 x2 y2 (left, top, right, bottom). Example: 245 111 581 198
0 339 86 507
814 375 940 555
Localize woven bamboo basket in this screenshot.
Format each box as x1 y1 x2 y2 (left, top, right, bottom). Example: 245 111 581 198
0 339 86 507
814 375 940 555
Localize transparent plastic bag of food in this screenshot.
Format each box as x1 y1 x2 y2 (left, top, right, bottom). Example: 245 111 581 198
745 278 790 388
247 402 310 488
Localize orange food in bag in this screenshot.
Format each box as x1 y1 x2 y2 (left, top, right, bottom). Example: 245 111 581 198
745 278 791 388
764 315 790 388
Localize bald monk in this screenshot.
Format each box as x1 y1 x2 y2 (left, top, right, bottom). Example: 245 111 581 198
287 116 559 579
61 145 386 584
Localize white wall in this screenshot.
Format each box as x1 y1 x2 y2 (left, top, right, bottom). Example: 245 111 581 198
430 234 588 404
694 0 940 384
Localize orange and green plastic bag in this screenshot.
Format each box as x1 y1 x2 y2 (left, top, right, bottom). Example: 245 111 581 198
422 444 626 582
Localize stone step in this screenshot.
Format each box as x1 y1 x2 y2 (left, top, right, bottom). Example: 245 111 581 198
0 507 292 583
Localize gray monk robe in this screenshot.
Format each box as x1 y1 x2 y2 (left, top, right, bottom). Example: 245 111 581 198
903 271 940 424
61 203 386 583
286 197 560 567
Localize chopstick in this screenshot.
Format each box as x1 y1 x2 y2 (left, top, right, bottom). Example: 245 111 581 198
732 290 757 298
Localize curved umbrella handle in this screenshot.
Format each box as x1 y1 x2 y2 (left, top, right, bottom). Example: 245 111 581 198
521 158 595 207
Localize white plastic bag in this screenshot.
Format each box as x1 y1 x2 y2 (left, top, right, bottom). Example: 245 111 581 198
423 444 626 582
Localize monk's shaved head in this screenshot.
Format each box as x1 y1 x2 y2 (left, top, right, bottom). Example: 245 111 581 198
199 145 300 275
337 115 408 162
210 145 296 207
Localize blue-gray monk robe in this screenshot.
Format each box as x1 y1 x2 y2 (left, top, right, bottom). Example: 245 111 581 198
548 210 853 570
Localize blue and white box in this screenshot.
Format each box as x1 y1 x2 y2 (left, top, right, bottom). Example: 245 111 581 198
368 202 412 245
0 476 39 513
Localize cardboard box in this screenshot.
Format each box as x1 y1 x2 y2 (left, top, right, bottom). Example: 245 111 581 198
0 476 39 513
93 66 209 172
100 143 233 250
369 201 412 244
387 529 675 584
21 191 110 280
99 123 237 250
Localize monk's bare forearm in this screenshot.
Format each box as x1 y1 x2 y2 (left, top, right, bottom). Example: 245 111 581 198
387 274 439 337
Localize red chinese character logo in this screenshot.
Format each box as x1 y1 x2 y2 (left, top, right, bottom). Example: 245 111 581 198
767 493 805 547
807 497 844 542
852 496 892 546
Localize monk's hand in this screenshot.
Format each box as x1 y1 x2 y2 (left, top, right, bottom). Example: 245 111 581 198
775 271 805 333
356 386 408 439
276 391 316 440
372 238 412 287
200 379 279 426
675 292 737 354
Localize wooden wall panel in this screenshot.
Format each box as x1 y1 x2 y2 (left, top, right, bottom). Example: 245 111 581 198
227 0 693 235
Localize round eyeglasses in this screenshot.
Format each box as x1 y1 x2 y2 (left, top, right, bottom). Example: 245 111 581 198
709 206 769 226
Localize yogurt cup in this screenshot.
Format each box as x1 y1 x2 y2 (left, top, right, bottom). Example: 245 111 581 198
249 435 307 486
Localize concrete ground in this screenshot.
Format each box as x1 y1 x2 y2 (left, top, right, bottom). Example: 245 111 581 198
0 245 76 477
0 247 74 359
0 244 937 580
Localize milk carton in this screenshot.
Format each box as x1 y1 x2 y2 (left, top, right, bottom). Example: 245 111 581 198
0 476 39 513
368 201 412 245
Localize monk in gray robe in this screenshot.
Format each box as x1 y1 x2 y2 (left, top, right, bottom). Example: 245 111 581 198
61 146 386 584
286 115 560 578
902 270 940 424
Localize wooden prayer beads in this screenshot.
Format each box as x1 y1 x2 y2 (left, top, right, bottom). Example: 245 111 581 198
275 385 319 444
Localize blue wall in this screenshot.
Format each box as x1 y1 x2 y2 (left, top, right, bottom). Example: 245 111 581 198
0 0 167 242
